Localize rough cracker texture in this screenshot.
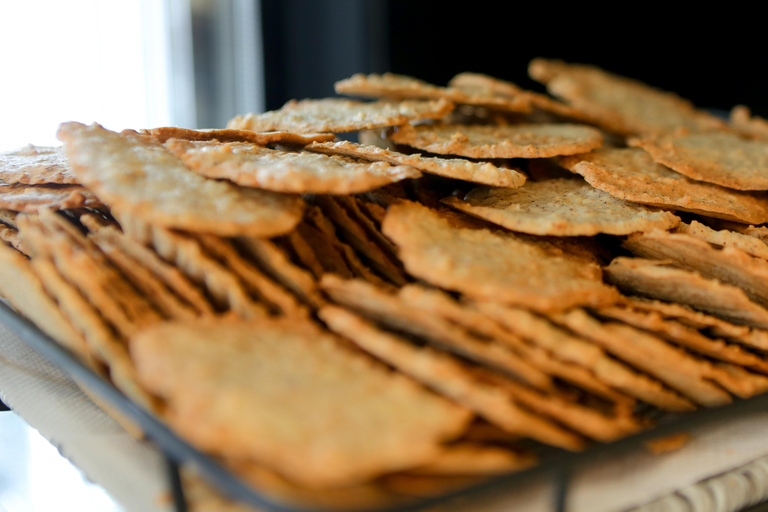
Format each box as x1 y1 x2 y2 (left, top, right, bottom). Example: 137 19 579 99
146 126 336 145
307 140 526 188
605 257 768 329
443 179 679 236
730 105 768 141
227 98 454 134
676 220 768 261
0 144 79 184
631 131 768 191
391 123 603 159
561 147 768 224
381 202 619 313
57 122 304 237
166 139 421 195
0 183 103 212
334 72 530 113
130 317 471 488
528 58 724 136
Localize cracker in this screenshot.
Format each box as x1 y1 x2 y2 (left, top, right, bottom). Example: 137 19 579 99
0 144 78 184
561 147 768 224
334 72 530 113
622 230 768 314
0 183 104 212
707 363 768 398
528 58 724 136
131 316 472 488
443 179 679 236
381 202 620 313
227 98 454 134
0 208 19 228
146 126 336 145
676 220 768 260
729 105 768 141
477 302 694 412
408 443 535 476
57 122 304 237
320 275 554 391
605 257 768 329
0 223 25 254
287 223 355 279
166 139 421 195
630 131 768 191
390 123 603 159
307 140 526 188
319 306 585 451
553 309 732 407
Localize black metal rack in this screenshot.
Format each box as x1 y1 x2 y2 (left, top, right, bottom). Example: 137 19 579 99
4 299 768 512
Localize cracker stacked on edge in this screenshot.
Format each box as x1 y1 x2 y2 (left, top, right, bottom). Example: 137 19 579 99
3 59 768 510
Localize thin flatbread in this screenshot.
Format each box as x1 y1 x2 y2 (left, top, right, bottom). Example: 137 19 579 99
131 317 472 488
381 202 620 313
0 183 104 212
443 179 679 236
391 123 603 159
560 147 768 224
631 131 768 191
528 58 724 136
730 105 768 141
0 144 78 185
227 98 454 134
57 122 304 237
307 140 526 188
676 220 768 261
146 126 336 145
165 139 421 195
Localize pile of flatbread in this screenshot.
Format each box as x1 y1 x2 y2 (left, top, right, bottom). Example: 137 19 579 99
3 58 768 510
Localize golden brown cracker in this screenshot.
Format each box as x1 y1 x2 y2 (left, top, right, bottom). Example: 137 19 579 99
227 98 454 133
146 126 336 145
676 220 768 260
0 144 78 184
443 179 679 236
390 123 603 159
57 122 304 237
408 443 535 476
0 183 104 212
729 105 768 141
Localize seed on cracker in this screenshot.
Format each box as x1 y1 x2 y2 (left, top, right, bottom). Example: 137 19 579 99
319 305 586 451
146 126 336 145
560 147 768 224
630 131 768 191
443 179 680 236
606 257 768 329
308 140 526 188
381 201 619 313
165 139 421 195
0 183 104 212
57 122 305 238
335 72 530 113
0 144 79 185
528 58 725 136
391 123 603 159
130 316 472 488
227 98 454 134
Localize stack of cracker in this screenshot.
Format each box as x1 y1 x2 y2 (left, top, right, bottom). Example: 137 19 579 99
3 59 768 510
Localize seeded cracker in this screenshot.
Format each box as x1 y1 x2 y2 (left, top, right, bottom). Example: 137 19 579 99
57 122 304 237
227 98 454 134
560 147 768 224
166 139 421 195
528 58 724 136
319 306 585 451
443 179 679 236
0 144 78 184
631 131 768 191
391 123 603 159
381 202 619 312
676 220 768 261
130 317 472 488
605 257 768 329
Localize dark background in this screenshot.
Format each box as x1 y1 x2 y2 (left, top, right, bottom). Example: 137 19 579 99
260 1 768 118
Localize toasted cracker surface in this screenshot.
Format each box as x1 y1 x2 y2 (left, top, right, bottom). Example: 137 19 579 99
146 126 336 145
307 140 526 188
528 58 724 136
631 131 768 191
730 105 768 141
561 147 768 224
381 202 619 312
391 123 603 159
227 98 454 134
131 316 471 488
0 183 103 212
676 220 768 260
166 139 420 195
0 144 78 185
57 122 304 237
443 179 679 236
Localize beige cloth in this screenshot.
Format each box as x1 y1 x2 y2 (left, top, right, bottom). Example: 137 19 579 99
3 317 768 512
